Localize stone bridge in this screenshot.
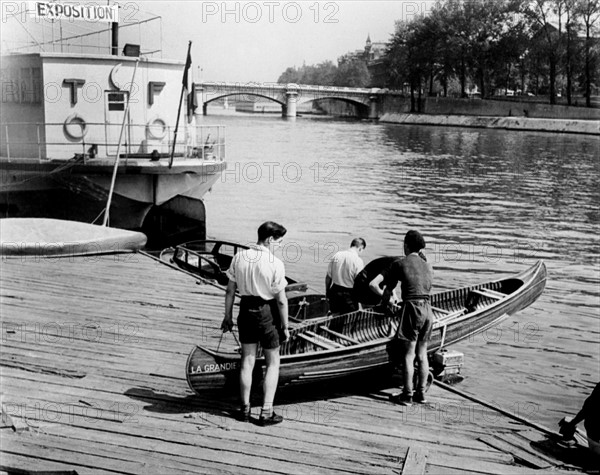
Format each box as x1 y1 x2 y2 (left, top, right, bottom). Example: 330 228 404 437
194 82 384 118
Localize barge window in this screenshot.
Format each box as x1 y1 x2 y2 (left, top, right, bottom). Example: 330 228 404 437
0 68 18 103
0 68 41 103
108 92 127 111
18 68 41 103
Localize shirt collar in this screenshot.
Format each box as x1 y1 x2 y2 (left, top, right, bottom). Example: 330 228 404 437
252 244 271 254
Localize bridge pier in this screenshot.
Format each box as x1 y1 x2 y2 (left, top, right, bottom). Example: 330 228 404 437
285 91 299 118
368 96 379 119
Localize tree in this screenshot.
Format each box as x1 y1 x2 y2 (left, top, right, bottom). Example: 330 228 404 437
526 0 563 103
430 0 490 97
276 61 338 86
429 2 459 97
576 0 600 106
385 20 427 111
334 59 371 87
563 0 578 104
384 22 410 92
277 67 301 84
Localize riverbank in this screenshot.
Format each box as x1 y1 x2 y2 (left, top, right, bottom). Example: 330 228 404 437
379 113 600 135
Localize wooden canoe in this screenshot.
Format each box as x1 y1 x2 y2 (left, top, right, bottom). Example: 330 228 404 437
186 260 547 394
160 239 329 320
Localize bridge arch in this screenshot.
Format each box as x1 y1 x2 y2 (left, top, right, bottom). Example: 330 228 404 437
204 93 285 108
298 96 370 118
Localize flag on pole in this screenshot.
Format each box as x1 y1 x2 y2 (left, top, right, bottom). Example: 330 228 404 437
170 41 192 168
182 48 192 89
188 82 198 123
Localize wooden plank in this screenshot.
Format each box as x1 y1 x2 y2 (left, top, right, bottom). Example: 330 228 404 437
426 457 543 475
401 446 428 474
495 432 561 465
1 403 14 429
319 326 360 344
1 402 29 433
478 435 554 469
0 451 96 475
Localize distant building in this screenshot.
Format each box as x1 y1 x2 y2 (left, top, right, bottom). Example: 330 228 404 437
338 35 388 88
364 34 387 62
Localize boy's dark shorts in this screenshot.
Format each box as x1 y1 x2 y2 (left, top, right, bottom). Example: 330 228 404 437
396 299 433 342
328 283 359 315
237 296 281 350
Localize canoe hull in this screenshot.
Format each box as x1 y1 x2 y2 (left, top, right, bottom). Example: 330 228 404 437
187 261 547 395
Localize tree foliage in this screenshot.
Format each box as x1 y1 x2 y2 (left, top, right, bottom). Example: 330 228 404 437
276 0 599 106
277 59 370 87
388 0 599 105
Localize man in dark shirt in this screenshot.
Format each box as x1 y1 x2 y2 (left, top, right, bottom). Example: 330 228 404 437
369 230 433 405
559 382 600 457
354 256 401 308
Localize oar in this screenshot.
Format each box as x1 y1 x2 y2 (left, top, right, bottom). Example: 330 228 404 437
433 379 587 445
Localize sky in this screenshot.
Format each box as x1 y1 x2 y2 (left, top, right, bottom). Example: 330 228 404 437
121 1 437 83
1 1 437 82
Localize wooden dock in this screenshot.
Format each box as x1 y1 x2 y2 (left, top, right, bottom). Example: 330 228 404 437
0 252 588 474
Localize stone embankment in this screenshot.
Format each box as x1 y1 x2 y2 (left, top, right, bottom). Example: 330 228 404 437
379 113 599 135
378 97 599 135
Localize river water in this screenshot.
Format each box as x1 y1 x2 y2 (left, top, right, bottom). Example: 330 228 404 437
201 111 599 430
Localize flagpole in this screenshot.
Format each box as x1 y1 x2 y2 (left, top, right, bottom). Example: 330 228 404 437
170 40 192 169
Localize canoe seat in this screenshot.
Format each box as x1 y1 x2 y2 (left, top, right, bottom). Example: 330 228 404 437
319 326 360 345
466 288 505 313
436 309 465 326
480 288 506 298
305 331 343 348
431 306 450 315
471 288 505 300
298 332 343 350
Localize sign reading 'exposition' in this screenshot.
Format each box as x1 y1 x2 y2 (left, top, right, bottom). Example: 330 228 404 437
34 2 119 22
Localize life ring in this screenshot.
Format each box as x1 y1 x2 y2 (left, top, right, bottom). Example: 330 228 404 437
63 114 87 141
146 117 167 140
